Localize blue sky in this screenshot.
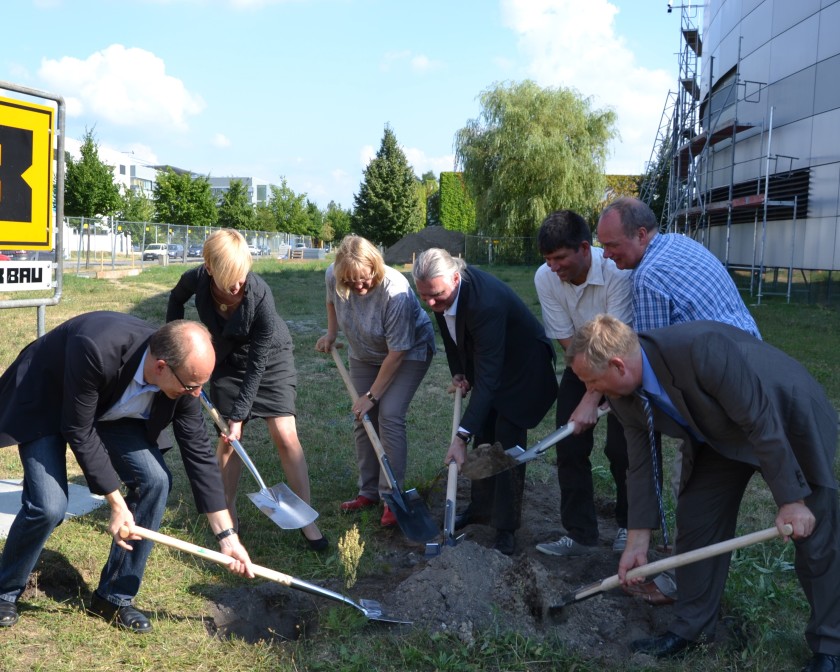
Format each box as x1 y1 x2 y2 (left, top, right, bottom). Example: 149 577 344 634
3 0 684 209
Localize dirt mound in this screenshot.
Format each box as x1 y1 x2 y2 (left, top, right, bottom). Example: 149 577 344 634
384 226 465 266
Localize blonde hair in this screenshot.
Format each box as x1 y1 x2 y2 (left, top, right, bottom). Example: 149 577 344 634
565 314 640 370
202 229 252 290
332 236 386 300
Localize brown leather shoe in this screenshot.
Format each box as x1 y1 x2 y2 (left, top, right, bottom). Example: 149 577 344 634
622 580 676 606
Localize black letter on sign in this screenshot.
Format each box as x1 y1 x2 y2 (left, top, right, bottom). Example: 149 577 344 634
0 125 34 222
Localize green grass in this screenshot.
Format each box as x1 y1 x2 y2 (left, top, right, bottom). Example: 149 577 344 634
0 259 837 671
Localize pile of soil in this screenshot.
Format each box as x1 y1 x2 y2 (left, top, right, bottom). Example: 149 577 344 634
384 226 465 266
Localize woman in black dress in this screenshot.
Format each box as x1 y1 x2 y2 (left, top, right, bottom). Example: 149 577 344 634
167 229 325 551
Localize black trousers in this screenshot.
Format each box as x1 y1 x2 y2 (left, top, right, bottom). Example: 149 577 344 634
469 409 527 532
555 367 629 545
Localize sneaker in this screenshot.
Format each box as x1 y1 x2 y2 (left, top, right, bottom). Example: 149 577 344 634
536 536 596 557
613 527 628 552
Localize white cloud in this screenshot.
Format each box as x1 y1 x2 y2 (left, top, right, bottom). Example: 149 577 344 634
403 147 456 177
381 50 443 74
500 0 672 175
212 133 232 148
38 44 205 132
359 144 376 166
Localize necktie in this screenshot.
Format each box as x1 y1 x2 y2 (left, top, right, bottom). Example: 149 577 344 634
636 390 669 547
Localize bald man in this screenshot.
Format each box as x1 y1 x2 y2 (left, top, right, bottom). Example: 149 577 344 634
0 312 253 634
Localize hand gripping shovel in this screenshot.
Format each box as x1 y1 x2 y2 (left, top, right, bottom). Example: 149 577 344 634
462 408 610 480
330 346 439 543
199 391 318 530
425 388 466 556
548 523 792 616
120 525 409 624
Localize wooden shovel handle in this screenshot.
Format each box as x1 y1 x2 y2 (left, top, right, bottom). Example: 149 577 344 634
576 524 793 601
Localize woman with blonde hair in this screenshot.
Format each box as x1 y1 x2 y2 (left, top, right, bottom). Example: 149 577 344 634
167 229 326 551
315 235 435 527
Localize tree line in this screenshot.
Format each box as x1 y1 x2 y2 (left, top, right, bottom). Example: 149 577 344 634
64 80 657 251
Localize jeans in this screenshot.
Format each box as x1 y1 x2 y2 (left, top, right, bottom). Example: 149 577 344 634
0 420 171 607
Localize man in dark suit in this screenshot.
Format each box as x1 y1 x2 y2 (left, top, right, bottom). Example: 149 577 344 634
567 314 840 672
413 248 558 555
0 312 253 633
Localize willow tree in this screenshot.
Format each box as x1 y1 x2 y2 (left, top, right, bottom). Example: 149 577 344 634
454 80 617 237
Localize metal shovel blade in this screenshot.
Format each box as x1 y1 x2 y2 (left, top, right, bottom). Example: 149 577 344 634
383 487 440 543
200 391 319 530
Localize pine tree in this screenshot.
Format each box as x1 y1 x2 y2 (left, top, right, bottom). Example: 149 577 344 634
352 125 423 246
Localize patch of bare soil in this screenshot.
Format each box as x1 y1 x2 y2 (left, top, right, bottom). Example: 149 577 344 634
383 226 466 266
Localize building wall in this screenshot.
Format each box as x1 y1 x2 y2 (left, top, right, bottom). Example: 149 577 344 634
699 0 840 270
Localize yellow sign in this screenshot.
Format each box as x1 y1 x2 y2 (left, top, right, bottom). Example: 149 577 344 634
0 95 54 249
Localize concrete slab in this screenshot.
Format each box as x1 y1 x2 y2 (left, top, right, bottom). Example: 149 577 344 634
0 479 105 539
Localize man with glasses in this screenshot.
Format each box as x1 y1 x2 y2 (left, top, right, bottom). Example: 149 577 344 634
0 311 254 634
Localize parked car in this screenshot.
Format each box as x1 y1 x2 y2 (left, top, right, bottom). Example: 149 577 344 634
1 249 32 261
248 244 260 256
142 243 169 261
187 243 204 257
167 244 184 259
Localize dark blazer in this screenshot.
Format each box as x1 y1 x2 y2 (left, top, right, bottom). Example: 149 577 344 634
0 311 226 513
167 265 293 421
436 266 557 433
608 321 838 529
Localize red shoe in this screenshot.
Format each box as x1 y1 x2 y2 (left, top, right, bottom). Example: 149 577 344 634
340 495 378 512
380 505 397 527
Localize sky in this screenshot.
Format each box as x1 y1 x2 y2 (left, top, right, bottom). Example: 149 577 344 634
2 0 686 210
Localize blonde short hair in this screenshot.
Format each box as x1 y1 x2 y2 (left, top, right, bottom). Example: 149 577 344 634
565 314 640 370
202 229 252 290
332 236 386 300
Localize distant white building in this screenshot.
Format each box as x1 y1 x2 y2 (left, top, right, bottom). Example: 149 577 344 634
207 177 275 207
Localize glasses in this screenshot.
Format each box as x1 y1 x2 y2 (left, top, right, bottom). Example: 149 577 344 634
167 363 201 392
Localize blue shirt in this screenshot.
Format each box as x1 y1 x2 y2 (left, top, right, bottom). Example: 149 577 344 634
633 234 761 338
98 351 159 421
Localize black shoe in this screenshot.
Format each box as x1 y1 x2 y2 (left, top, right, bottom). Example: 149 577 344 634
454 508 490 531
300 529 329 552
493 529 516 556
802 654 840 672
89 592 153 634
0 600 18 627
631 631 696 658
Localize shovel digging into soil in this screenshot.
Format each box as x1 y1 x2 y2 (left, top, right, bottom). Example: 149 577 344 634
330 346 439 543
120 525 410 624
425 388 466 556
200 391 319 530
461 408 610 480
547 523 792 617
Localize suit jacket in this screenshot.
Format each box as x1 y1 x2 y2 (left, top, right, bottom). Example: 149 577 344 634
608 321 838 529
0 311 226 513
436 267 557 433
166 265 293 420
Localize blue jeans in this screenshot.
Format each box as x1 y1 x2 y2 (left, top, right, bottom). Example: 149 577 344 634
0 420 171 607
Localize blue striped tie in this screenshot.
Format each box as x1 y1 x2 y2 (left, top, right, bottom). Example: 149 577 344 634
636 390 669 547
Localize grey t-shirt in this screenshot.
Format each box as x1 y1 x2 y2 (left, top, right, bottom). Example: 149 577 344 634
326 264 435 364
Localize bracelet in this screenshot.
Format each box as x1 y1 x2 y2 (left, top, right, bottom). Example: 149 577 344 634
366 390 378 404
455 430 472 445
215 527 237 541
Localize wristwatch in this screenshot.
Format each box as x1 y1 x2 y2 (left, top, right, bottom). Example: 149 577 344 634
215 528 237 541
455 430 472 445
366 390 378 404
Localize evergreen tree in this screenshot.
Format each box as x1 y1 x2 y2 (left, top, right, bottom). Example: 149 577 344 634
64 128 121 219
217 179 255 230
352 125 423 246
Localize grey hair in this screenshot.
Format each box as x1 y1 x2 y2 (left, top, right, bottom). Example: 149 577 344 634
412 248 466 282
599 197 658 238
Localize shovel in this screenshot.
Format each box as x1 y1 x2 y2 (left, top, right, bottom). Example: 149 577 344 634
425 388 466 556
462 408 610 480
330 346 439 543
199 391 318 530
120 525 409 624
548 523 792 616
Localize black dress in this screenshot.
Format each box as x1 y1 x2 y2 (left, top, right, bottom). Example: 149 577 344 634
167 265 296 421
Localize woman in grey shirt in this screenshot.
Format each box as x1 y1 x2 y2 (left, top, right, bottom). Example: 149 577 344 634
315 236 435 527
